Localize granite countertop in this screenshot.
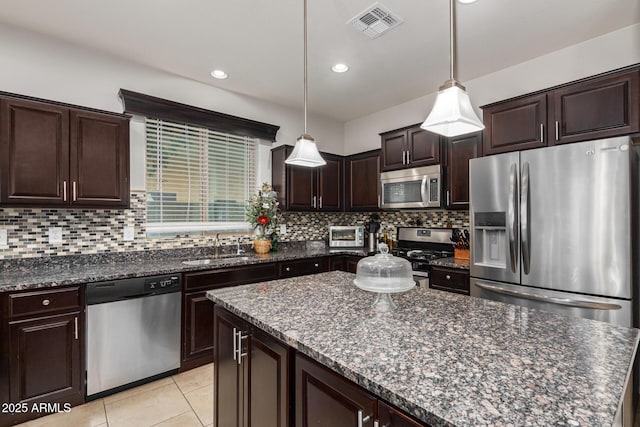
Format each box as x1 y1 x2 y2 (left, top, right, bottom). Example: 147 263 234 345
429 256 469 270
207 271 639 427
0 245 369 293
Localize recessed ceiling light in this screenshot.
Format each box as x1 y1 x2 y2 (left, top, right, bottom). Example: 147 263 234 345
210 69 228 79
331 63 349 73
457 0 478 3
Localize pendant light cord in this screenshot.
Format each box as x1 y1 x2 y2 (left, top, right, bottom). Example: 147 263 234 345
303 0 308 134
449 0 454 82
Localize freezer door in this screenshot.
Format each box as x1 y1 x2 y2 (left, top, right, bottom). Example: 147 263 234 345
520 137 631 298
469 152 520 284
470 278 631 327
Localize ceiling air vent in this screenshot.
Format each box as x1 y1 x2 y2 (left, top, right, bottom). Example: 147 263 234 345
348 3 403 39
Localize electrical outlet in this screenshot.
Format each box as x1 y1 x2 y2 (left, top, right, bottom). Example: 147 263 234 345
48 227 63 244
123 226 135 241
280 224 287 235
0 229 7 246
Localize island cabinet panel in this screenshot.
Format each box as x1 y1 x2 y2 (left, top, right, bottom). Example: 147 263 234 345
482 93 548 155
0 94 130 208
214 306 289 427
378 401 427 427
429 267 470 295
444 131 482 209
182 292 215 366
344 149 380 211
295 354 376 427
549 68 640 145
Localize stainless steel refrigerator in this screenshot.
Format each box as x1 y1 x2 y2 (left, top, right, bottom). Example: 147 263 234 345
469 136 635 328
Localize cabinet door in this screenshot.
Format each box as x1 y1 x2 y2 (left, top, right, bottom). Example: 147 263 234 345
0 98 70 206
214 306 246 427
296 354 376 427
445 132 482 209
345 256 361 273
280 257 330 278
317 154 343 211
70 111 129 207
8 312 82 404
248 328 290 427
407 128 441 167
482 93 547 155
378 400 428 427
330 256 346 271
345 150 380 211
183 292 215 367
550 69 640 145
381 129 407 171
287 165 316 211
429 267 470 295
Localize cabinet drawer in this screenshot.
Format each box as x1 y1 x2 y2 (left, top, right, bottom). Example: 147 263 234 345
429 268 469 295
184 262 279 291
280 257 329 278
9 286 81 318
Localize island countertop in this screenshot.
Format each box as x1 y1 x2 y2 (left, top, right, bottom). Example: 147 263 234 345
207 271 639 427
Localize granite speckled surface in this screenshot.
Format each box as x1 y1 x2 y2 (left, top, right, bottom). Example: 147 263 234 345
207 271 639 427
429 256 469 270
0 244 368 292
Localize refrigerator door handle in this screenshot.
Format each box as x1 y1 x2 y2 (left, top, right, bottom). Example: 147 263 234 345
507 164 518 273
474 283 623 310
521 162 531 274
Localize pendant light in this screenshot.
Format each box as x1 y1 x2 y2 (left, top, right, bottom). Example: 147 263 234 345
421 0 484 137
285 0 326 167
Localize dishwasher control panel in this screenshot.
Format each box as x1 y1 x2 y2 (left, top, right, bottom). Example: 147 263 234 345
145 275 180 291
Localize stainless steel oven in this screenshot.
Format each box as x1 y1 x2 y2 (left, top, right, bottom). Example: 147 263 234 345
380 165 442 209
329 225 364 248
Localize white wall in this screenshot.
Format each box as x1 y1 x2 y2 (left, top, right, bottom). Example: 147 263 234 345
0 23 345 189
344 24 640 155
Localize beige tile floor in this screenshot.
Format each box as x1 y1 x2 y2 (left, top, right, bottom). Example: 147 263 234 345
17 364 214 427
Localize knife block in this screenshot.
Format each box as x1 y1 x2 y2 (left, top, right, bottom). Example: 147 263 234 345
454 248 470 260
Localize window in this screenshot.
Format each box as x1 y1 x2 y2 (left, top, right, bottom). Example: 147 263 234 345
145 118 257 234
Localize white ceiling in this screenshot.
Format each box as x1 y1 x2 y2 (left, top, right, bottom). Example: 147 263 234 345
0 0 638 122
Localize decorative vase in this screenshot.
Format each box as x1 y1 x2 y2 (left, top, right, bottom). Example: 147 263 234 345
253 239 272 254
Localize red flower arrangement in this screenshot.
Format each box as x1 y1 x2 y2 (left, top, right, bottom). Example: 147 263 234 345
258 216 269 226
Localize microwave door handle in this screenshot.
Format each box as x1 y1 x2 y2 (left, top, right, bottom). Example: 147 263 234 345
507 163 518 273
421 175 428 206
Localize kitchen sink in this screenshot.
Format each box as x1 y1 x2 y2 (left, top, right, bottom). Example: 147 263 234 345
182 255 252 266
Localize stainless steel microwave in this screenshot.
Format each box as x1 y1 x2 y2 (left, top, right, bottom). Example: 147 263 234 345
380 165 442 209
328 226 364 248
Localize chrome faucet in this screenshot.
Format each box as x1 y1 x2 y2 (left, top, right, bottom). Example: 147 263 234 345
236 237 245 255
213 233 221 257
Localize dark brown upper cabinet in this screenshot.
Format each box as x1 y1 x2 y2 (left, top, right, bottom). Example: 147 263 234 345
444 132 482 209
0 94 130 208
549 68 639 145
482 66 640 155
271 145 343 212
344 149 380 211
482 93 548 155
380 124 441 172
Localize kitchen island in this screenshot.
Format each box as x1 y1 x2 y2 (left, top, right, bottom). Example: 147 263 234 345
207 270 639 427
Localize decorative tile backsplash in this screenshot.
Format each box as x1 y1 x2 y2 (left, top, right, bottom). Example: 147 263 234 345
0 192 468 259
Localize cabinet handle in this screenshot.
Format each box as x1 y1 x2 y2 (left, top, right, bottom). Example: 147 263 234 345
314 263 319 268
540 123 544 143
374 421 380 427
285 267 291 272
72 181 77 202
42 299 50 306
446 274 451 280
63 181 67 202
74 316 78 340
402 151 406 165
238 332 248 364
232 327 238 361
377 195 381 208
358 410 372 427
319 196 323 209
406 150 410 164
313 196 317 209
446 190 450 207
555 121 559 141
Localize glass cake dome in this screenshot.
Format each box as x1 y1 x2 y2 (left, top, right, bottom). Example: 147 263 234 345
353 244 415 312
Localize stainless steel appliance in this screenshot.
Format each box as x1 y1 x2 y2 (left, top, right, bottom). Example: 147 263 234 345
86 274 181 398
469 137 634 327
328 225 364 248
393 227 454 286
380 165 442 209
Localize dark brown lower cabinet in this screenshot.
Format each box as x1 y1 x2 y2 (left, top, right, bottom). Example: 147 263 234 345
429 267 470 295
214 306 289 427
296 354 376 427
182 292 215 370
330 255 362 273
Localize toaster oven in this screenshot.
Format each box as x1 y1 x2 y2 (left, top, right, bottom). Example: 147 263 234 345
329 226 364 248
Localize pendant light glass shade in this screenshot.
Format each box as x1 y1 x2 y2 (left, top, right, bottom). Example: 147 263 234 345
285 133 326 167
421 81 484 137
285 0 326 167
422 0 484 138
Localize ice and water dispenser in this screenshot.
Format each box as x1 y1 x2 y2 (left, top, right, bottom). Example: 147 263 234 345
473 212 508 269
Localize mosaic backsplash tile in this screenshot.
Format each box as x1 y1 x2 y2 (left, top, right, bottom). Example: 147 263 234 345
0 192 468 260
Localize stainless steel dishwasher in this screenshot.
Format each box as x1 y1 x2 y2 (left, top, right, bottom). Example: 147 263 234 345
86 274 181 398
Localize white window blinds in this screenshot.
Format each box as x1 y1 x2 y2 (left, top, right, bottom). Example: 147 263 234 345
145 118 256 233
